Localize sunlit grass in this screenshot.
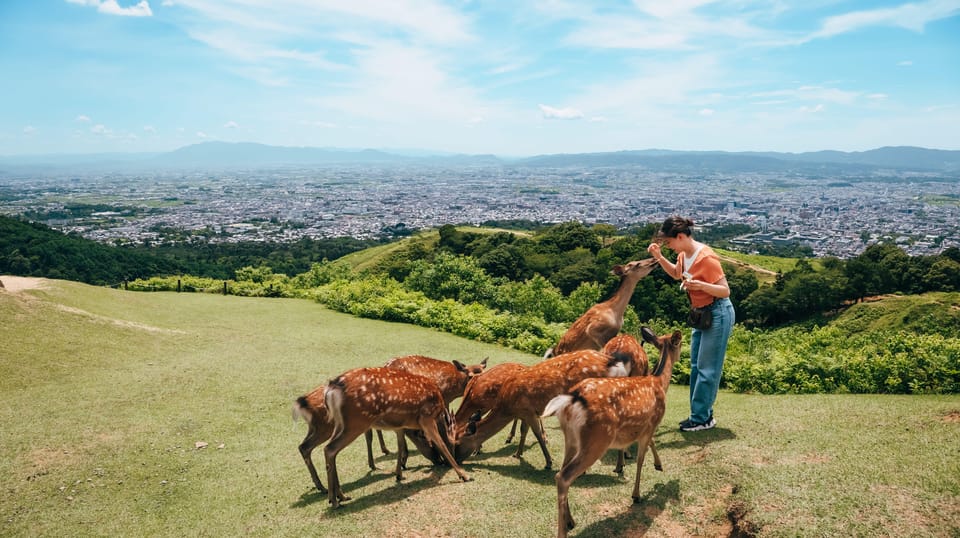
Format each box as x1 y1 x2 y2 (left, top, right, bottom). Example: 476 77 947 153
2 278 958 537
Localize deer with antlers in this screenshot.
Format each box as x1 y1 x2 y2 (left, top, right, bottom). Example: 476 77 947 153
453 346 640 469
542 327 682 538
366 355 487 470
318 367 470 508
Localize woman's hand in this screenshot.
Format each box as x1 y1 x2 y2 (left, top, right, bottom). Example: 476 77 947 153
647 243 662 259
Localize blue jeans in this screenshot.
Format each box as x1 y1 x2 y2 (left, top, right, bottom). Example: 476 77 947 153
688 297 735 424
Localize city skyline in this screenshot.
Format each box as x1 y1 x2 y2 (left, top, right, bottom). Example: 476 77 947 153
1 1 959 157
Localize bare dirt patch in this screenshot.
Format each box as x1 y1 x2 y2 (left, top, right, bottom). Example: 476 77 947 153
0 276 48 293
943 410 960 423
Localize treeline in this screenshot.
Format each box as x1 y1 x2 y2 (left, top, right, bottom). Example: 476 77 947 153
125 222 960 394
0 215 380 285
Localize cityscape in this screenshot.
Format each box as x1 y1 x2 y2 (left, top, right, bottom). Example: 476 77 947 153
1 165 958 259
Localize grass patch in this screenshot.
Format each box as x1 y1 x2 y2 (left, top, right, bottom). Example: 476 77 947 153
2 278 958 537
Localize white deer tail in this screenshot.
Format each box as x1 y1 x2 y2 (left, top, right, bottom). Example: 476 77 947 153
324 381 346 438
542 394 573 418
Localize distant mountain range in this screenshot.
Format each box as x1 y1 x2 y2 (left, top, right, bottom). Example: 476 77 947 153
2 141 959 175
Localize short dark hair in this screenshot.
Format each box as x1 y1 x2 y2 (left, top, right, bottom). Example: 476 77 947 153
656 216 694 239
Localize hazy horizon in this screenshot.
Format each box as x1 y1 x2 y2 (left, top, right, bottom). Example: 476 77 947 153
1 1 958 157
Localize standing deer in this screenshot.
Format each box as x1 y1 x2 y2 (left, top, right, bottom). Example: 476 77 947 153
322 367 470 508
542 327 682 538
293 382 447 494
453 349 636 469
367 355 487 469
543 258 657 359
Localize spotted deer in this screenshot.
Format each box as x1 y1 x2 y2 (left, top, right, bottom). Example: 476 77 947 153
453 362 535 450
322 367 470 508
542 327 682 538
453 349 636 469
367 355 487 470
293 382 445 494
543 258 657 359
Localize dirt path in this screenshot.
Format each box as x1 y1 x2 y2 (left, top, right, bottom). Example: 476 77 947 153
0 276 48 293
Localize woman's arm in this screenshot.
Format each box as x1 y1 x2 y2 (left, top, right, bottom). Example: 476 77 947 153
647 243 680 279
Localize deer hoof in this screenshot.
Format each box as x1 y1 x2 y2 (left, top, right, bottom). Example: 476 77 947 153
654 463 663 471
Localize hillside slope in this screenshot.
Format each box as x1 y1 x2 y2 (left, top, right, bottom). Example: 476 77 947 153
1 277 958 537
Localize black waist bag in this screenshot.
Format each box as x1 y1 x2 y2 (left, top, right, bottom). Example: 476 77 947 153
687 306 713 330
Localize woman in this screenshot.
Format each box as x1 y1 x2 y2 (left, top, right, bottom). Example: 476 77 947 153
647 216 735 432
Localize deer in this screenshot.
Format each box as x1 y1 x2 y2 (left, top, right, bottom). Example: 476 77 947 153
453 362 535 452
543 258 657 359
504 258 654 446
321 366 470 508
542 327 682 538
453 348 637 469
293 381 448 494
366 355 487 470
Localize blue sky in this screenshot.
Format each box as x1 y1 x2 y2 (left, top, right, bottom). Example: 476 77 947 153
1 0 958 156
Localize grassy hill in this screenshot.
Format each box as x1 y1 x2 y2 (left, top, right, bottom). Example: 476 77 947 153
2 277 958 537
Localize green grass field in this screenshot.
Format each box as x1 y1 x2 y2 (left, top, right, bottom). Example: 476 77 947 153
2 277 958 537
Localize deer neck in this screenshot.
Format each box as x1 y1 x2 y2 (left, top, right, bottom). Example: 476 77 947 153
652 346 678 393
605 274 641 317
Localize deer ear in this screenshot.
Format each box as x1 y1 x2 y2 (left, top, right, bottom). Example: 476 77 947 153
453 360 467 372
671 330 683 345
640 326 658 346
481 357 488 367
469 410 483 422
611 265 625 276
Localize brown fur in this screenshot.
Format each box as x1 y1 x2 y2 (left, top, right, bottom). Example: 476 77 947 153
453 349 635 468
367 355 488 470
543 328 683 538
322 367 470 508
546 259 656 358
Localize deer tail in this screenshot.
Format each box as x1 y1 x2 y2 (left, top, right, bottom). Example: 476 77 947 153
542 394 573 418
324 378 346 438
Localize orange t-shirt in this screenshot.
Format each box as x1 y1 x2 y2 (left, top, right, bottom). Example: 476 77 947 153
673 245 725 308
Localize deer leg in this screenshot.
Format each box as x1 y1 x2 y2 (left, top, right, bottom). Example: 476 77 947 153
505 418 519 443
556 440 609 537
298 422 328 493
377 429 391 455
614 449 626 476
631 434 654 503
324 428 363 508
394 431 406 482
364 429 377 470
418 416 470 483
649 439 662 471
521 412 553 470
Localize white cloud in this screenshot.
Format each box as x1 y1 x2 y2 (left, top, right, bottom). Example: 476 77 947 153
196 131 209 138
809 0 960 40
539 104 583 120
67 0 154 17
699 108 715 116
143 125 157 133
91 124 112 135
800 104 825 113
898 60 913 66
224 121 239 129
75 114 91 122
23 126 37 135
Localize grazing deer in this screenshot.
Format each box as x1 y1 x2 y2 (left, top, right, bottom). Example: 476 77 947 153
367 355 488 470
542 327 682 538
543 258 657 359
293 383 445 494
454 349 635 469
323 367 470 508
453 362 535 450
